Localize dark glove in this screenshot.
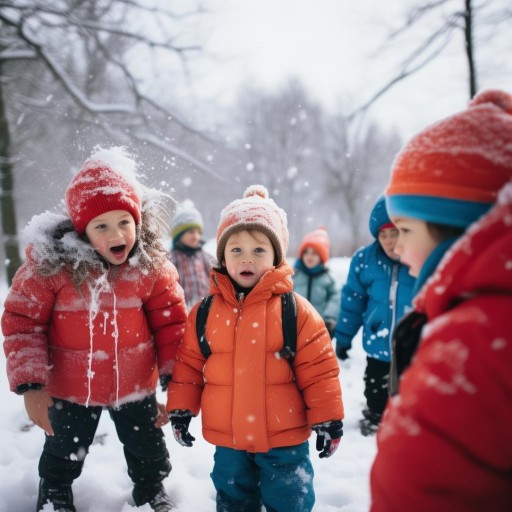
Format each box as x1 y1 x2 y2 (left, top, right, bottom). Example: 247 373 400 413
335 345 350 361
312 420 343 458
159 374 172 392
169 409 195 447
324 320 336 338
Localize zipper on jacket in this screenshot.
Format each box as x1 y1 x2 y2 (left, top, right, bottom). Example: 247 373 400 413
389 263 399 356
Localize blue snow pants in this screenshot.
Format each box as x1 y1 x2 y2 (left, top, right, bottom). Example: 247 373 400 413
211 442 315 512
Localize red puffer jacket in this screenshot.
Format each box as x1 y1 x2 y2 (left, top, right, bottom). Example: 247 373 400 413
2 247 187 407
167 262 344 453
370 184 512 511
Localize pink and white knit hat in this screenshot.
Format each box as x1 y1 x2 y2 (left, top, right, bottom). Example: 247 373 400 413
216 185 289 264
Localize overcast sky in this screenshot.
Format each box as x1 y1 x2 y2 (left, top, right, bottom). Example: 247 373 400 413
192 0 511 140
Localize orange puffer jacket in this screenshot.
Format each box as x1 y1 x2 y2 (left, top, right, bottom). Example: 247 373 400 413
167 262 344 453
2 249 187 407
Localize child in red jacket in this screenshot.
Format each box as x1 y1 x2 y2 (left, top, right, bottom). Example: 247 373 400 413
1 147 187 512
370 90 512 512
166 185 344 512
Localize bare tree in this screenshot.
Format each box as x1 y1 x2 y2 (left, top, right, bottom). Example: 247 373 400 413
229 79 326 251
322 111 402 254
351 0 511 118
0 0 215 284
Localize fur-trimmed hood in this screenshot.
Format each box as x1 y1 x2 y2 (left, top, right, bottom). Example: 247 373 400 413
25 200 169 286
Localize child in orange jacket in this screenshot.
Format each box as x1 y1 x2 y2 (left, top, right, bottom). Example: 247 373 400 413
2 147 187 512
166 185 344 512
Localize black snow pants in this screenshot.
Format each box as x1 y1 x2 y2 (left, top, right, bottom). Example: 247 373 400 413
38 394 171 486
363 356 390 418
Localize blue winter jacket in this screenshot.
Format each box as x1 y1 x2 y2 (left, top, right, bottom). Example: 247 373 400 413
334 242 415 362
334 195 415 362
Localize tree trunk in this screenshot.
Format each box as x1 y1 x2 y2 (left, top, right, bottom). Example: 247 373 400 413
0 65 22 286
464 0 477 98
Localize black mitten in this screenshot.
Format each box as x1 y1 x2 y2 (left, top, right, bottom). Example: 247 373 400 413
159 374 172 392
169 409 195 447
312 420 344 458
335 345 350 361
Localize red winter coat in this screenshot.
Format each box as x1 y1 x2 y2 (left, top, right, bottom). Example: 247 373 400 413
370 185 512 512
2 244 187 407
167 262 344 453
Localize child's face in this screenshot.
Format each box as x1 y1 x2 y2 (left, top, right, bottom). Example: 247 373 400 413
378 227 400 261
392 217 440 277
85 210 137 265
302 247 322 268
223 230 275 288
180 228 202 249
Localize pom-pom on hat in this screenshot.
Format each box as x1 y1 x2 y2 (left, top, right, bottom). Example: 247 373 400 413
216 185 288 265
369 195 393 238
298 227 330 264
170 200 204 243
66 147 141 235
386 89 512 228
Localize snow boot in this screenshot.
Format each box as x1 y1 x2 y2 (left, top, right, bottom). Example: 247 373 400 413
359 409 381 436
36 478 76 512
133 483 174 511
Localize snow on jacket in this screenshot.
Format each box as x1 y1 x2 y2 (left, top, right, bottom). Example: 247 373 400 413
168 246 214 310
167 261 344 453
370 184 512 512
2 215 187 407
334 241 415 362
292 264 340 323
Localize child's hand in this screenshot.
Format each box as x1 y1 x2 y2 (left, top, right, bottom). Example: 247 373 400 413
154 401 170 428
169 409 195 447
24 389 54 436
312 420 344 458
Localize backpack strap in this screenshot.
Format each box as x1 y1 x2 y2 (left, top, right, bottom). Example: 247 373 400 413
195 292 298 364
279 292 297 364
196 295 214 359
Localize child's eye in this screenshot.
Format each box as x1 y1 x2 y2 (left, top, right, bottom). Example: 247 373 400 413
230 247 241 253
254 247 265 254
120 220 130 227
95 224 107 230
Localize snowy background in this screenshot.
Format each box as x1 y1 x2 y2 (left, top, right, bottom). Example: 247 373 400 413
0 257 380 512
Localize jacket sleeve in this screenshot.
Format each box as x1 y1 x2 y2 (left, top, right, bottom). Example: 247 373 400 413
293 295 344 426
143 259 187 376
165 303 206 415
322 271 340 322
370 303 512 511
1 260 55 392
333 249 368 348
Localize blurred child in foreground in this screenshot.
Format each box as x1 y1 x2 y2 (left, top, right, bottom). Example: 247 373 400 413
370 89 512 511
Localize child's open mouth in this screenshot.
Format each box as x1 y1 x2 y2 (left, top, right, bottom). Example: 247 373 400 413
240 271 254 277
110 245 126 255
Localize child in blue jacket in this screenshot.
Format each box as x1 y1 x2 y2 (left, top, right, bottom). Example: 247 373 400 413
334 196 415 435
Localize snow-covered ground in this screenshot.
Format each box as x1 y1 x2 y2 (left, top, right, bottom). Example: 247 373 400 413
0 257 377 512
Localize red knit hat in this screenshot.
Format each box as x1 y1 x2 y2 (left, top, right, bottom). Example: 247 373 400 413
386 89 512 227
216 185 288 264
66 154 141 235
298 228 330 264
